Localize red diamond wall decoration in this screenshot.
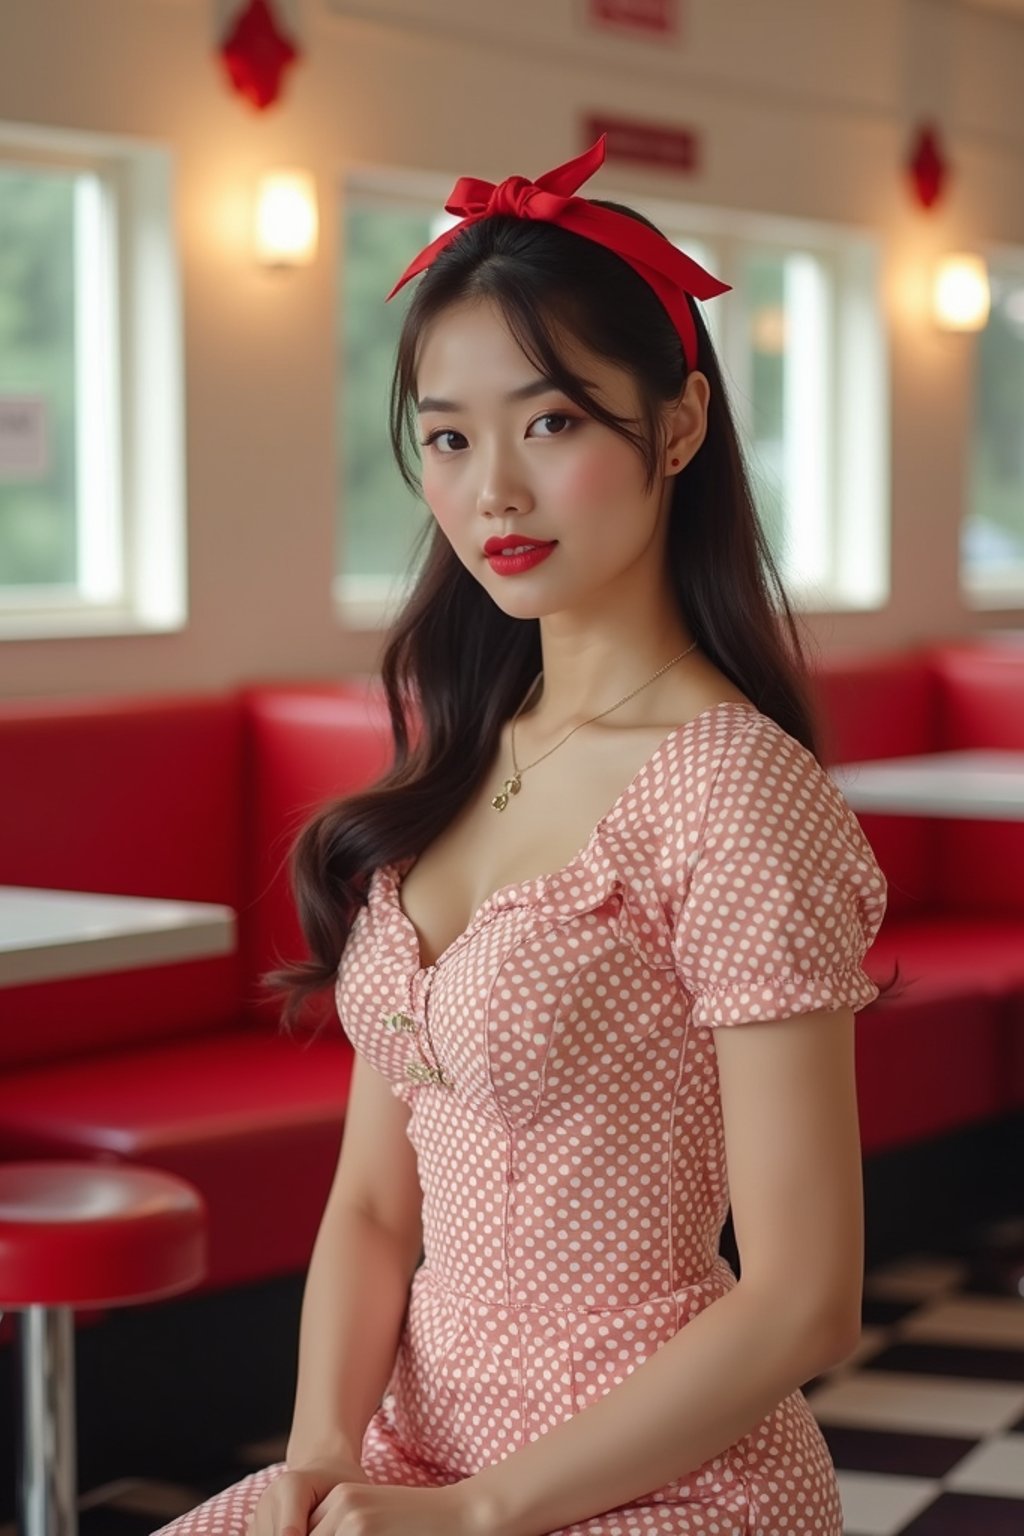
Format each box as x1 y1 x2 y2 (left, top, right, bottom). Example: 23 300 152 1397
218 0 300 112
908 123 949 210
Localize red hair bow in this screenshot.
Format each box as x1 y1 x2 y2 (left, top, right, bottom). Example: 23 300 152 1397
385 134 730 372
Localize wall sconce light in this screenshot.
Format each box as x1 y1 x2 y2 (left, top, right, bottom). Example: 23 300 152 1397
933 253 990 331
254 169 318 267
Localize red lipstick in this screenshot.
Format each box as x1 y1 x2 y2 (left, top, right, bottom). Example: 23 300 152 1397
484 540 557 576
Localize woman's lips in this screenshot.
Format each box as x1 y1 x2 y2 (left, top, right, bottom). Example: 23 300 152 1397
485 542 557 575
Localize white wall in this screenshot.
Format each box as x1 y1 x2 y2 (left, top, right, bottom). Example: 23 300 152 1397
1 0 1022 698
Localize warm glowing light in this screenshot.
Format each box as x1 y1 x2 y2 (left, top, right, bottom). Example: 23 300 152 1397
254 170 318 266
933 253 990 332
752 304 787 355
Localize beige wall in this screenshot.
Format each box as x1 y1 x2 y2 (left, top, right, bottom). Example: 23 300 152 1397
1 0 1023 698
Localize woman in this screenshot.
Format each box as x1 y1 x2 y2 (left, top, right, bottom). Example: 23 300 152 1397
155 135 893 1536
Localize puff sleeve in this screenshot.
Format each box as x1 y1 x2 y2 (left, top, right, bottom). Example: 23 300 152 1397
671 714 887 1029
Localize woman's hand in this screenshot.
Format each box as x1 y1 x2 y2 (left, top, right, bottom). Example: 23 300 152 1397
245 1456 371 1535
308 1477 490 1535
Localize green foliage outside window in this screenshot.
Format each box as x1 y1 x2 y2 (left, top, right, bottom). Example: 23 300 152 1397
338 203 436 584
0 168 78 586
966 269 1024 569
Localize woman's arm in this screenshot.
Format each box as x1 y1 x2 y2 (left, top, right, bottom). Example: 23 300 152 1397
461 1004 863 1536
286 1053 424 1470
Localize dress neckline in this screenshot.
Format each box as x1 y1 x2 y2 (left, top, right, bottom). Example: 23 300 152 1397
375 698 761 975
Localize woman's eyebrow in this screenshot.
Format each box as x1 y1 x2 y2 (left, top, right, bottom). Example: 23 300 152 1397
416 377 562 414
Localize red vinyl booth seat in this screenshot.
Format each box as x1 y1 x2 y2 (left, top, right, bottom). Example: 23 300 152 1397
812 638 1024 1144
0 641 1021 1297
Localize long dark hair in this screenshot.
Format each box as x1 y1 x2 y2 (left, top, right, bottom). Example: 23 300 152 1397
263 200 901 1026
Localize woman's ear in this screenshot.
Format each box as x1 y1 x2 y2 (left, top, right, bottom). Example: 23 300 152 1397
663 370 710 475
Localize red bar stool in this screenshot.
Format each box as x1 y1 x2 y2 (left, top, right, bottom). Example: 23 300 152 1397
0 1161 207 1536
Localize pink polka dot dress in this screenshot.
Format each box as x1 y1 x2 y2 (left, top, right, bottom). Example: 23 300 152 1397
152 701 887 1535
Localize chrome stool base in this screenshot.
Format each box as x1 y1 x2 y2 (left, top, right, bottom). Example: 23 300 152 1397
14 1305 77 1536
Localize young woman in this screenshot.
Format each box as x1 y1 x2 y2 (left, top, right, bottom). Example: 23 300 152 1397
154 135 894 1536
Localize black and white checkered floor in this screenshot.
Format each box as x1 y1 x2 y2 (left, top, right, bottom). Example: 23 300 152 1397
7 1220 1023 1536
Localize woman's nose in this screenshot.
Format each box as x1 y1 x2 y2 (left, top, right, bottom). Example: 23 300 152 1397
476 445 535 516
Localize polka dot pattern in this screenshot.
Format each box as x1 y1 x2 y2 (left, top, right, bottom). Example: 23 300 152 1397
153 702 885 1535
671 713 888 1029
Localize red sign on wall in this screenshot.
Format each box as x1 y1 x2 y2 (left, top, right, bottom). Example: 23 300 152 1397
587 0 680 38
582 113 699 175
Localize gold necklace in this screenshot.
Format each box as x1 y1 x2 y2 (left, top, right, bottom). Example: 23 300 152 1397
491 640 699 812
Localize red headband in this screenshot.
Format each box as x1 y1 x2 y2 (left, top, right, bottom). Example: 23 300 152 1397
385 134 730 372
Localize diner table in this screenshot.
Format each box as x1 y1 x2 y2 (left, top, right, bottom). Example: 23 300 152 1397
828 748 1024 1296
828 748 1024 820
0 884 236 988
0 884 235 1536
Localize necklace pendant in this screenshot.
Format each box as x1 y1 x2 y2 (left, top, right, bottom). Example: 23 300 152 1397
491 773 522 812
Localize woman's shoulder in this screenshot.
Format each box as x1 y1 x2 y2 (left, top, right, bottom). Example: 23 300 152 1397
658 694 887 942
684 701 832 814
654 694 858 864
678 701 882 888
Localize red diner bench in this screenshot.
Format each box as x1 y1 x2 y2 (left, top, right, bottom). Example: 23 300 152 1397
0 640 1021 1300
812 639 1024 1150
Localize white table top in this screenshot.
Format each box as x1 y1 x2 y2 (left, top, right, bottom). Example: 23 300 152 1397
829 749 1024 820
0 886 237 988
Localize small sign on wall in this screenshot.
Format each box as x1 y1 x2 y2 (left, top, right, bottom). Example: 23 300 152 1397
0 396 50 481
582 113 699 174
586 0 680 39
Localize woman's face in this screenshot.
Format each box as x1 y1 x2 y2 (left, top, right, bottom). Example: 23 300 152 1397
414 297 698 620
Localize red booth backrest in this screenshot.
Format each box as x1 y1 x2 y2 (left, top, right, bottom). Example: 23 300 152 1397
3 644 1021 1073
811 649 939 921
0 695 244 1070
930 641 1024 914
239 682 393 1028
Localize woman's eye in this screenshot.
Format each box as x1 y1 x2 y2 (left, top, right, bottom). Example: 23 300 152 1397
420 429 465 454
419 413 575 455
530 412 573 437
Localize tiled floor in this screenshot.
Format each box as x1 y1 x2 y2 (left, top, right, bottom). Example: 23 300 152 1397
806 1220 1024 1536
7 1220 1023 1536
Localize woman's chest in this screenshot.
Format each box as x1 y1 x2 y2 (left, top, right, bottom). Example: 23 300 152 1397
394 721 690 969
336 865 688 1122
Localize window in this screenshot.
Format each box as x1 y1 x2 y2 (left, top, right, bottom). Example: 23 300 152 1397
652 207 887 612
336 174 889 624
963 251 1024 606
0 126 184 639
0 166 78 589
336 189 439 627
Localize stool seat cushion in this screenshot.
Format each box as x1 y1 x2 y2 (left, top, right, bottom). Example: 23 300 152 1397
0 1162 206 1307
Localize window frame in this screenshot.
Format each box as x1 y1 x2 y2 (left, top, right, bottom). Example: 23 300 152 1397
0 124 186 640
962 240 1024 610
653 211 888 612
